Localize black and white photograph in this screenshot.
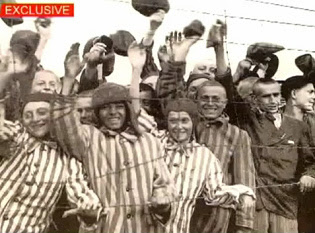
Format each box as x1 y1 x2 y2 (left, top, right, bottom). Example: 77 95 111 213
0 0 315 232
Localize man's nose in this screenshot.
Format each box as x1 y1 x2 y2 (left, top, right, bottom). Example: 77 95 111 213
32 113 40 122
44 82 51 90
109 105 117 114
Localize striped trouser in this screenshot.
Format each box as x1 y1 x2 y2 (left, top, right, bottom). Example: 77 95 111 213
189 205 232 233
254 209 298 233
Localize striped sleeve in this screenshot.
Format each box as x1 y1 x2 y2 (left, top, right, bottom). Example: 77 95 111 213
51 96 90 161
0 121 23 159
65 157 103 229
203 154 224 202
151 137 178 225
234 130 256 229
65 157 103 207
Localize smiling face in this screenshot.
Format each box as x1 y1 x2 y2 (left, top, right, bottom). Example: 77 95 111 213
23 101 51 138
99 102 126 131
254 82 281 114
197 85 227 120
294 83 315 112
31 71 60 94
168 111 193 144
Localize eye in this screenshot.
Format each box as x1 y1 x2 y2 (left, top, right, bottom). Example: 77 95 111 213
116 103 125 109
37 108 49 116
182 118 190 123
23 112 32 120
49 82 56 87
198 66 206 71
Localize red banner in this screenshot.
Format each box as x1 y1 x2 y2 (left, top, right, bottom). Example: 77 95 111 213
0 3 74 17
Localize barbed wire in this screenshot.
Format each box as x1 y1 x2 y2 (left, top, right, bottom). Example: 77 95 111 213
243 0 315 13
103 0 315 29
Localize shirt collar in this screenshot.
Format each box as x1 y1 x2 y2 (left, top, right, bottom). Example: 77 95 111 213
165 135 197 158
99 126 138 143
198 113 229 130
24 134 58 153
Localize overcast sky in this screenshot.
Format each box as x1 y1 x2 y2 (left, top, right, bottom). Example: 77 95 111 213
1 0 315 84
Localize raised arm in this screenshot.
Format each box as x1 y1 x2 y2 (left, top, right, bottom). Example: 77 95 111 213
128 42 147 115
34 18 51 62
62 43 84 95
51 95 92 161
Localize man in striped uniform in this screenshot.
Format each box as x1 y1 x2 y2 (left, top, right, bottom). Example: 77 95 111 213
158 98 255 233
190 80 256 233
0 93 102 233
52 82 177 233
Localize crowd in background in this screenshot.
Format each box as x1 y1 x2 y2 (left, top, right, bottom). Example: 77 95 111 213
0 1 315 233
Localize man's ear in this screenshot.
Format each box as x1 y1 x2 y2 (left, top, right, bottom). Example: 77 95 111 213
291 89 297 100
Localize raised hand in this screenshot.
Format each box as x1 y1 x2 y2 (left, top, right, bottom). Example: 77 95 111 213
64 43 84 79
168 30 200 62
207 19 227 48
84 42 108 68
128 41 147 70
35 18 52 40
150 9 165 31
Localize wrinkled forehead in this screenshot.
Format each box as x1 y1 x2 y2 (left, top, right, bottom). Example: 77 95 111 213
197 85 227 98
34 71 59 83
168 111 191 119
254 82 280 96
23 101 50 113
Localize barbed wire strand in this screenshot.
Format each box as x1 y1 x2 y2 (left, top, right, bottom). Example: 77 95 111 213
243 0 315 13
103 0 315 29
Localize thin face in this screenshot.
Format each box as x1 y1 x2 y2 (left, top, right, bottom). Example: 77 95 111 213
31 71 59 94
187 78 209 100
197 85 227 119
140 90 153 114
23 102 51 138
294 83 315 112
255 83 281 114
99 102 126 130
168 111 193 144
192 60 216 78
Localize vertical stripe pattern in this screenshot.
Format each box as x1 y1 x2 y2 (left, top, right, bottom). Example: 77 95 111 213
52 97 177 233
0 123 101 233
193 119 256 229
157 136 224 233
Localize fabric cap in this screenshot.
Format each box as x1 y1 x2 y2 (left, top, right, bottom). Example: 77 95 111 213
281 75 314 101
110 30 136 57
164 98 198 123
22 93 54 111
186 73 211 88
295 54 315 75
10 30 40 56
183 20 205 37
132 0 170 16
92 82 130 108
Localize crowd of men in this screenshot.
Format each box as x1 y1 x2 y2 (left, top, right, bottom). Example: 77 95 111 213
0 1 315 233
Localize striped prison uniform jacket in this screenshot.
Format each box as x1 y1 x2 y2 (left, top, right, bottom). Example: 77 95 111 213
0 122 101 233
158 134 224 233
192 114 256 229
51 96 177 233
